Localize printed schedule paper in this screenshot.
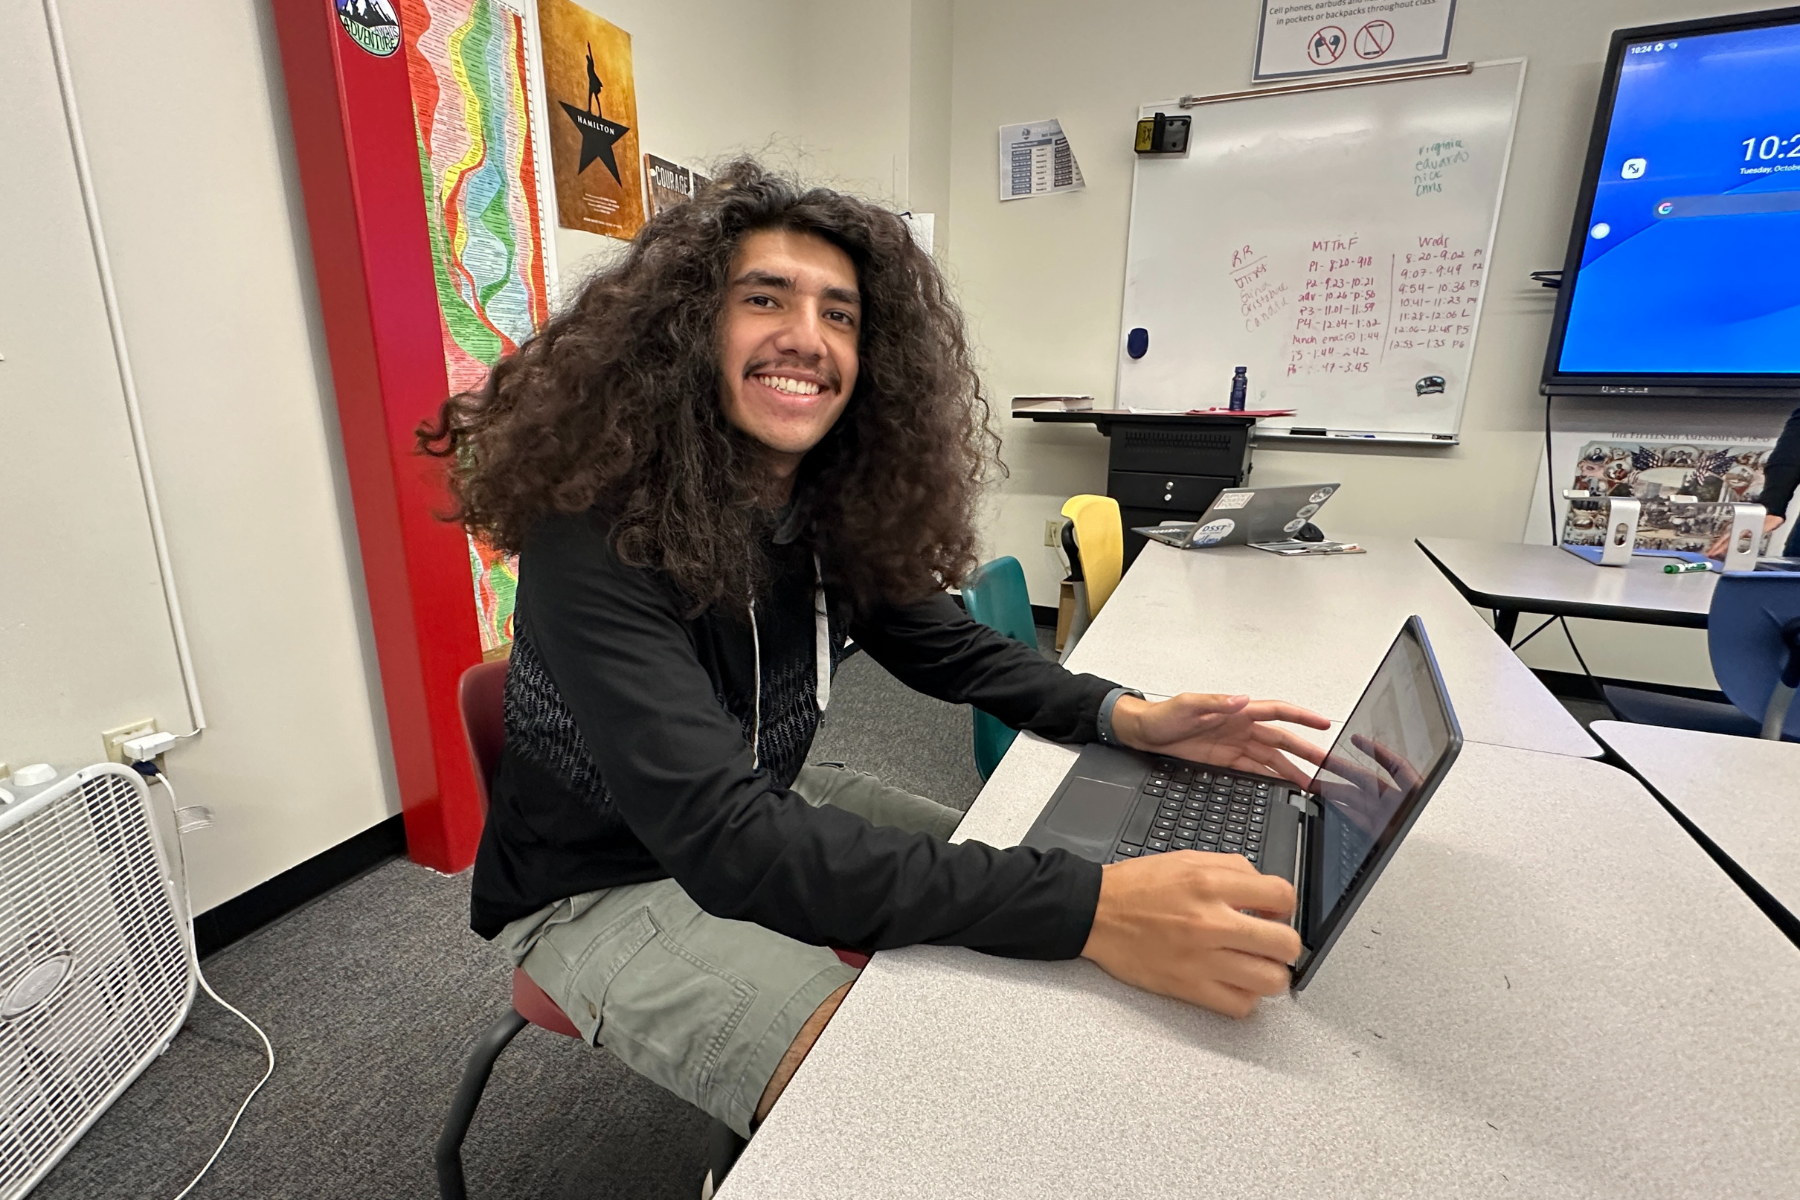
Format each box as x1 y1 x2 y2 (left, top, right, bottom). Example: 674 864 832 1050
998 119 1085 201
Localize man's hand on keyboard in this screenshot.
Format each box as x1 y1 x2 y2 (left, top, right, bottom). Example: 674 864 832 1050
1081 851 1303 1018
1111 692 1329 787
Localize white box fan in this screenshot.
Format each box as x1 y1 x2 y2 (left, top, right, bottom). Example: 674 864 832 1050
0 764 195 1196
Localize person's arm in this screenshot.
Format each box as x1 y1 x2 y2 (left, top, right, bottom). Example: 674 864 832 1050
849 593 1116 741
1760 407 1800 523
520 513 1099 958
1709 409 1798 558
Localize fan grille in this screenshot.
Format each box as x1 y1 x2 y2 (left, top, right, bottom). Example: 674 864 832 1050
0 769 191 1196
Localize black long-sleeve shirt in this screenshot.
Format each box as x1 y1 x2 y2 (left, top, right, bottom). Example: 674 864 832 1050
469 509 1114 959
1761 406 1800 521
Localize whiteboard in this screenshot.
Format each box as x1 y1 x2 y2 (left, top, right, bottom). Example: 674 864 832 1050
1116 60 1526 443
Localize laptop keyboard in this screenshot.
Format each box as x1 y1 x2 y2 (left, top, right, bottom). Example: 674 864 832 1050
1109 759 1272 866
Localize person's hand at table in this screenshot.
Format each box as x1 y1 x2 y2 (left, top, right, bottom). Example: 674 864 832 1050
1707 513 1784 559
1081 851 1302 1018
1109 692 1330 787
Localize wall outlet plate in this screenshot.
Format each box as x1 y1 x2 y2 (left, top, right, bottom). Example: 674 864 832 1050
1044 519 1060 547
101 719 159 765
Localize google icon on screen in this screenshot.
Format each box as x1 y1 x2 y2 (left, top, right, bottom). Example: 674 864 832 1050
1655 200 1674 216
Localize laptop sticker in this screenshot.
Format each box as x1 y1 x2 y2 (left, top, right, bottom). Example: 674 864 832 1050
1283 518 1307 534
1213 492 1254 510
1297 504 1320 519
1193 519 1236 545
1309 488 1334 504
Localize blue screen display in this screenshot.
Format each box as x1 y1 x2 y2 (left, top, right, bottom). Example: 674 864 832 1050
1558 22 1800 376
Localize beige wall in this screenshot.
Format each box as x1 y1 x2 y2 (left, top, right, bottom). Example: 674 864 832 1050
553 0 918 286
945 0 1760 691
4 0 1757 918
3 0 399 915
2 0 926 913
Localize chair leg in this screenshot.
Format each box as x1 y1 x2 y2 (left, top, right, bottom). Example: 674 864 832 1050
703 1117 749 1197
436 1008 529 1200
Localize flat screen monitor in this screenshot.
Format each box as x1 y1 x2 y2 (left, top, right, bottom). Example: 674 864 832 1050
1541 7 1800 397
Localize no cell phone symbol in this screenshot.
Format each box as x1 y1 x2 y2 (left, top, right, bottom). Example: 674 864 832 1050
1308 26 1347 66
1355 20 1395 60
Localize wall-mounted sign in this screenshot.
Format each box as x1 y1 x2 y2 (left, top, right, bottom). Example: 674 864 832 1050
1254 0 1455 81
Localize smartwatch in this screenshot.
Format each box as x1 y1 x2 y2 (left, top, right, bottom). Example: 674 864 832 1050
1097 686 1145 747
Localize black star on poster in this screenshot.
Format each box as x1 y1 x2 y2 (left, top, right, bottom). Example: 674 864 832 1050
558 102 629 183
539 0 644 239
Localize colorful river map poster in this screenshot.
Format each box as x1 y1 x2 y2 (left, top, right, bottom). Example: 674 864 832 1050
538 0 645 239
400 0 553 654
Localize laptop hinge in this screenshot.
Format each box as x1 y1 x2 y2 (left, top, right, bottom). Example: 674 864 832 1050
1288 792 1320 817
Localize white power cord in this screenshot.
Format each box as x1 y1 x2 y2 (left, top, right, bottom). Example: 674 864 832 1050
146 771 276 1200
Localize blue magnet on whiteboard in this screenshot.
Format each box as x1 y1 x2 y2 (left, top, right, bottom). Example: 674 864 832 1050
1127 327 1149 359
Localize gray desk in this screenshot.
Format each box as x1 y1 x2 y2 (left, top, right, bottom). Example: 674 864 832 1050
1063 538 1598 758
722 737 1800 1199
1593 720 1800 940
1416 536 1715 640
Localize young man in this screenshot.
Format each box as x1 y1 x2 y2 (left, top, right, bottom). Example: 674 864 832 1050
421 161 1329 1139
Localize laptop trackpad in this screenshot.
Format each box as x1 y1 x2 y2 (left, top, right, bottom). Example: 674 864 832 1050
1023 776 1135 861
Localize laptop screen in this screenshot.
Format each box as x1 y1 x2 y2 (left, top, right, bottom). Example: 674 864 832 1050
1302 618 1461 944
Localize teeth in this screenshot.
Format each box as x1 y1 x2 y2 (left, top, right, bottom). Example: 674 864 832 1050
756 374 822 396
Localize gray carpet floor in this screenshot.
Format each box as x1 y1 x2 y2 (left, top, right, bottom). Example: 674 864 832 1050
34 633 1603 1199
34 640 1010 1200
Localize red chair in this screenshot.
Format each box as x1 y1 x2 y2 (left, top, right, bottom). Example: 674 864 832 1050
436 660 751 1199
436 658 869 1198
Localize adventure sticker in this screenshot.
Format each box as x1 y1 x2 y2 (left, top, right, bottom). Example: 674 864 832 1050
337 0 400 57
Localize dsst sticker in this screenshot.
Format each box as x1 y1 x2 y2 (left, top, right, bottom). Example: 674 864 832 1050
1193 519 1236 546
337 0 400 57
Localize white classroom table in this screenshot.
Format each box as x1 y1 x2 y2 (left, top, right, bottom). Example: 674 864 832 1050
1593 719 1800 932
1063 537 1598 758
1416 536 1715 640
721 735 1800 1200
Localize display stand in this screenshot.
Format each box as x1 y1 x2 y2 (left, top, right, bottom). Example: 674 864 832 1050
1013 409 1256 563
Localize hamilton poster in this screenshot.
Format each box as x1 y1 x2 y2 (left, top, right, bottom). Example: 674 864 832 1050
538 0 644 239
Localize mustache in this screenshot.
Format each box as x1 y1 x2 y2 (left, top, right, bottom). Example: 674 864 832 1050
743 357 840 392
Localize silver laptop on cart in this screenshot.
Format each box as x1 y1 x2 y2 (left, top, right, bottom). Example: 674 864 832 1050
1135 483 1340 549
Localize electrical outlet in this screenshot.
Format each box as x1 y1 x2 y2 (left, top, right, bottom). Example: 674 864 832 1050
1044 519 1060 547
101 719 158 765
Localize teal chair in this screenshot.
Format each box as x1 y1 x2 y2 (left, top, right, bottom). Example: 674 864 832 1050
963 557 1040 779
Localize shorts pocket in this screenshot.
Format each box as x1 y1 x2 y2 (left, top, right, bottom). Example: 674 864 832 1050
593 925 757 1104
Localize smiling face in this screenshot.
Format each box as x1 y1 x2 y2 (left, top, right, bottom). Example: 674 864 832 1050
717 228 861 488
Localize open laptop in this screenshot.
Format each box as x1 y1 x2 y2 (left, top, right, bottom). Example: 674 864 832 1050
1135 483 1340 549
1021 616 1462 989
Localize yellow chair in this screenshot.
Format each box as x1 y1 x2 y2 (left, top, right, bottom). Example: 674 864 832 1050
1059 494 1123 657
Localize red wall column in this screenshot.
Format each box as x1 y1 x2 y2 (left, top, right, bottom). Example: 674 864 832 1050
272 0 485 871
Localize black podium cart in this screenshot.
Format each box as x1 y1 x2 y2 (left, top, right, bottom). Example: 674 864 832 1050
1012 409 1256 564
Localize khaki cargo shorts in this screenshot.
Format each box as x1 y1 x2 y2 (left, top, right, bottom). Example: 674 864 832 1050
496 764 963 1136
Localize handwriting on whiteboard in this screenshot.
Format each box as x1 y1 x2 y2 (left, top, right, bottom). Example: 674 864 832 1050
1413 139 1469 197
1287 235 1382 376
1278 233 1482 376
1230 243 1291 331
1389 237 1482 353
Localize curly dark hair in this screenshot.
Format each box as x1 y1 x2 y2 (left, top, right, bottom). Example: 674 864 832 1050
417 159 999 615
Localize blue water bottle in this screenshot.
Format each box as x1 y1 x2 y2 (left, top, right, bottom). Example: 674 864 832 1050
1228 366 1248 412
